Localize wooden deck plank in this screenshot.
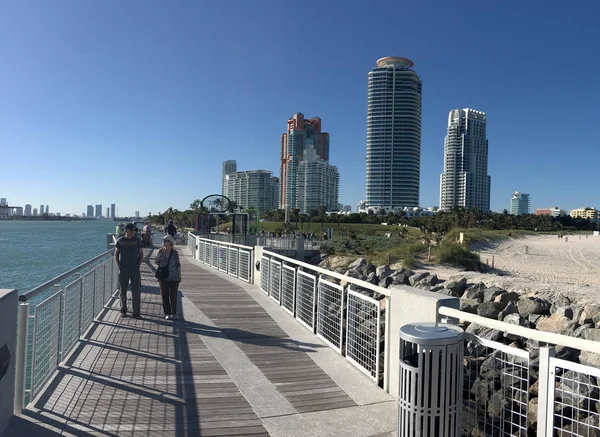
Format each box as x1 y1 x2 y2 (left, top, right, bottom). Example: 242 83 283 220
179 253 357 414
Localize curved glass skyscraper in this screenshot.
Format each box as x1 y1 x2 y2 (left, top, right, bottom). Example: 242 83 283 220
366 57 422 209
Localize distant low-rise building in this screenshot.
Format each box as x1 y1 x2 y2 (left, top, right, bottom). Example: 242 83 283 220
536 207 566 217
570 207 599 223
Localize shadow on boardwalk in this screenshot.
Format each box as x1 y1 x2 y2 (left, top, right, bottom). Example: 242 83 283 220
3 251 269 436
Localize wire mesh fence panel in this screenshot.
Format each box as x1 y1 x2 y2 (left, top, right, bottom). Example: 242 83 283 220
102 260 111 303
316 278 345 353
188 234 195 254
346 287 381 382
211 243 219 269
93 264 105 319
547 356 600 436
260 255 270 294
61 278 82 360
295 270 317 332
239 250 251 282
228 247 239 277
461 333 529 437
219 245 227 272
281 264 296 316
31 291 62 400
81 270 95 331
198 240 204 262
204 241 211 264
111 260 119 298
269 259 282 304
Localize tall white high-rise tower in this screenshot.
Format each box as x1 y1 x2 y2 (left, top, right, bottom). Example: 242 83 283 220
440 108 491 212
365 57 422 209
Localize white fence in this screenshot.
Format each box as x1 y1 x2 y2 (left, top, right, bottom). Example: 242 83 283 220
439 306 600 437
188 233 254 284
261 250 388 387
18 252 119 407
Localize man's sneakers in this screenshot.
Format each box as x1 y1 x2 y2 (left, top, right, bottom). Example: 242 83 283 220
133 314 143 320
164 314 178 320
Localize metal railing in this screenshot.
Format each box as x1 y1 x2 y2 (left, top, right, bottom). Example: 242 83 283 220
188 233 254 283
438 306 600 436
15 250 119 408
261 249 390 388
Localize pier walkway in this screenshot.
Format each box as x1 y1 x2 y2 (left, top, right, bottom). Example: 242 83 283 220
3 247 395 437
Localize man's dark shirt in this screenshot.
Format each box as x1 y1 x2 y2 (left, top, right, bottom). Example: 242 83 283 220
116 236 142 268
166 224 177 237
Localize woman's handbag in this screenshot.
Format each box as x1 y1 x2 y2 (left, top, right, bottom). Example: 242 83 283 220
155 249 173 280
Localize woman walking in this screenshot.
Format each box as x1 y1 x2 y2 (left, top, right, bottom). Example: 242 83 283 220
155 235 182 320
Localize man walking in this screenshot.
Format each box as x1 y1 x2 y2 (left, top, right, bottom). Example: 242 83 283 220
114 223 144 319
164 219 177 237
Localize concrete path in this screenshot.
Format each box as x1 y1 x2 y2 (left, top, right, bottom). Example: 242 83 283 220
3 246 396 437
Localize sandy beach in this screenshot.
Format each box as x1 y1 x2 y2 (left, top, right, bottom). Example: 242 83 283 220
420 234 600 306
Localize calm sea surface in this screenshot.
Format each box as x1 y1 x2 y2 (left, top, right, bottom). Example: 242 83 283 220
0 220 119 293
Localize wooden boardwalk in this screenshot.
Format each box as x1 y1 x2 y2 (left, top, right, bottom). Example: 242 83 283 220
3 247 395 437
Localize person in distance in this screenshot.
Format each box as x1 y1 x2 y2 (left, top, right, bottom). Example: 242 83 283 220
155 234 182 320
164 219 177 237
114 223 144 320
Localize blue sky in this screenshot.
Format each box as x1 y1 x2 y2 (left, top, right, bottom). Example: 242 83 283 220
1 1 599 216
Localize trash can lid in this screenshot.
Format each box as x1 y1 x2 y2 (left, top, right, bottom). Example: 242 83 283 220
400 322 464 346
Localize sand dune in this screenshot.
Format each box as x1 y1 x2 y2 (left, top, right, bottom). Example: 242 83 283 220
424 234 600 306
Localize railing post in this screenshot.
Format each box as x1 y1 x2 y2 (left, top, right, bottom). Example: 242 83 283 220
13 299 29 416
76 273 83 337
55 284 63 363
537 345 556 437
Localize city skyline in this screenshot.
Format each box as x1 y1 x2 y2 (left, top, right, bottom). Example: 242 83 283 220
1 2 599 214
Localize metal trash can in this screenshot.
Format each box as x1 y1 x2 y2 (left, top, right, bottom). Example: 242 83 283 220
398 323 464 437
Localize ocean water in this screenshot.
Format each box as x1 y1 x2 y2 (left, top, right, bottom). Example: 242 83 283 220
0 220 120 293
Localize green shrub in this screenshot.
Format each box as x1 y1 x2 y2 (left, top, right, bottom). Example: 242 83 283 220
436 243 481 271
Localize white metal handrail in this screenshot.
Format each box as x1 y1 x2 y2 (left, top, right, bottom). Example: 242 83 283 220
263 249 392 298
24 249 114 298
438 306 600 355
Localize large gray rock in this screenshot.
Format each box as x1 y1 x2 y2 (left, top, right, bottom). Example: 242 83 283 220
376 264 391 279
362 262 377 277
419 274 439 287
558 415 600 437
378 276 394 288
460 299 480 314
498 300 519 320
365 272 379 285
409 272 429 286
579 350 600 368
466 323 503 342
344 268 363 280
550 296 572 314
429 284 445 292
392 273 410 286
483 286 506 303
578 304 600 325
558 370 599 410
574 323 594 338
580 328 600 342
445 277 467 294
517 297 551 317
477 301 506 319
437 287 462 298
470 377 495 403
348 257 367 270
553 306 574 320
488 390 509 419
536 313 578 335
494 291 521 304
529 314 547 325
502 313 528 341
462 282 486 302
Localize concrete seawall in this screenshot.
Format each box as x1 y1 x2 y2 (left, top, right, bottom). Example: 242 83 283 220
0 289 17 435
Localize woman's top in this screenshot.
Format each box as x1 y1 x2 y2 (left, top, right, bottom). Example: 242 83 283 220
155 248 181 282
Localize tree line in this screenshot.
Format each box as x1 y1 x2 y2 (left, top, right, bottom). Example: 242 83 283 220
149 203 597 233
